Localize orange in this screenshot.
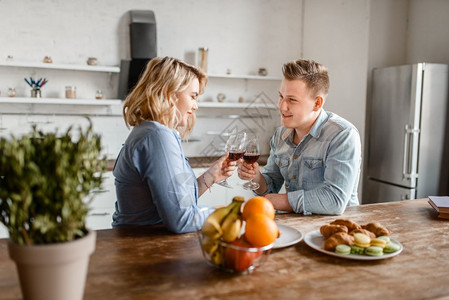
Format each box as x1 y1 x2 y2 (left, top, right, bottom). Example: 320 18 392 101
244 213 279 247
242 196 275 221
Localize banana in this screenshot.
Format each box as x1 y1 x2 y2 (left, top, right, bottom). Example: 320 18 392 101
201 235 220 254
201 217 223 239
211 246 224 266
220 197 245 242
221 214 242 242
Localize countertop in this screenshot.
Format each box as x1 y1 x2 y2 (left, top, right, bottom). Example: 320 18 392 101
1 198 448 299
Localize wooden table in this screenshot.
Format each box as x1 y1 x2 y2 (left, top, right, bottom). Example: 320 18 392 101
1 198 449 299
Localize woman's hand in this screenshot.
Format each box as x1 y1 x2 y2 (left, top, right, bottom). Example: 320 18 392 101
237 161 260 181
206 153 238 183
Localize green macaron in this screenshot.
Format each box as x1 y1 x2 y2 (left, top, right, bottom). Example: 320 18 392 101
377 236 391 243
350 245 365 255
335 244 351 255
383 242 401 253
365 246 383 256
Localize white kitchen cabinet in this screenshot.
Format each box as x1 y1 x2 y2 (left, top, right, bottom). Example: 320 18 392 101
85 172 116 230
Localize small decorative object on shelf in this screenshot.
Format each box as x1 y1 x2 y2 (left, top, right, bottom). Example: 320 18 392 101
95 89 104 100
226 68 232 75
217 93 226 103
65 86 77 99
258 68 268 76
8 88 16 97
30 87 41 98
43 56 53 63
87 57 98 66
6 55 13 61
24 77 47 98
238 96 245 103
198 47 208 73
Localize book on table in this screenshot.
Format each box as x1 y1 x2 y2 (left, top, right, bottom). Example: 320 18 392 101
438 212 449 220
428 196 449 220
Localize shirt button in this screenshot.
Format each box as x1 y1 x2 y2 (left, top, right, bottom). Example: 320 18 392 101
309 163 313 168
293 175 297 179
279 162 283 166
294 155 298 159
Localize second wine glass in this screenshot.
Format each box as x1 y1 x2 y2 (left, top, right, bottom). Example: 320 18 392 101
242 136 261 190
216 131 247 188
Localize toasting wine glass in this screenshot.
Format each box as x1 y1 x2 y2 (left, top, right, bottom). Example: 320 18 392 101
242 136 261 190
216 130 247 188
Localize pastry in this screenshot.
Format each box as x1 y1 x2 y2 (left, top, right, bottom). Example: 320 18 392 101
324 232 354 251
365 246 383 256
361 222 390 237
320 224 348 239
350 245 365 255
353 233 371 248
384 242 401 253
335 244 351 255
349 228 376 239
370 238 387 248
377 236 391 243
330 218 361 231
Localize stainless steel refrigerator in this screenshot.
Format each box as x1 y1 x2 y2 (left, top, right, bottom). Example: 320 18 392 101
364 63 449 204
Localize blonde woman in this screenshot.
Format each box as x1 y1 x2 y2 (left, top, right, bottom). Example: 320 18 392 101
112 57 236 233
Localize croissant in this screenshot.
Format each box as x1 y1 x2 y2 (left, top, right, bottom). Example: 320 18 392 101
361 222 390 237
349 228 376 239
329 218 361 231
320 224 348 239
324 232 354 251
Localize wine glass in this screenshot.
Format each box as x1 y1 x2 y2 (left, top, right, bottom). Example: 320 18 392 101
216 131 247 188
242 136 261 190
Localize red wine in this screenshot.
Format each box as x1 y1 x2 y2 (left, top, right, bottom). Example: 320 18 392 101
228 151 245 161
243 154 260 164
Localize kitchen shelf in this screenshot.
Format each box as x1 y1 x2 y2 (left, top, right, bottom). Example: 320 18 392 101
0 61 120 73
198 102 277 109
207 73 281 80
0 97 122 106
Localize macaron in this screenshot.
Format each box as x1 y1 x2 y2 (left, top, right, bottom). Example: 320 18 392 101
384 242 401 253
350 245 365 255
353 233 371 248
377 236 391 243
370 238 387 248
365 246 383 256
335 244 351 255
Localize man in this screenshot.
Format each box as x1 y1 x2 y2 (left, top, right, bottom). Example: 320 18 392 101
238 59 361 215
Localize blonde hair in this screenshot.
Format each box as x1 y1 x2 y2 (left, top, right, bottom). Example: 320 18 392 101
282 59 329 98
123 57 207 138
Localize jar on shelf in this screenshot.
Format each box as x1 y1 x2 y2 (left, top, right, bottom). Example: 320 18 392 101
8 88 16 97
65 86 76 99
95 90 104 100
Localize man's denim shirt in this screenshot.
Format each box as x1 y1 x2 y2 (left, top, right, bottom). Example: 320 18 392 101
261 110 361 215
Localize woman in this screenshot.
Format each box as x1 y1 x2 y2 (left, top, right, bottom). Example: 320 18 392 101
112 57 236 233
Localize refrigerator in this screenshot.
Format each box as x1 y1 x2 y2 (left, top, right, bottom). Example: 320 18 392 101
364 63 449 204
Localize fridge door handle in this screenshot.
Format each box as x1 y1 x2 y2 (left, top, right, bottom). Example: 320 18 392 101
403 124 420 180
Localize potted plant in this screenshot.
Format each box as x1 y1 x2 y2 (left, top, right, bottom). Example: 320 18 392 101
0 120 106 300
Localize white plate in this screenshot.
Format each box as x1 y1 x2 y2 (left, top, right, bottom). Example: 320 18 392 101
304 230 403 260
273 224 303 249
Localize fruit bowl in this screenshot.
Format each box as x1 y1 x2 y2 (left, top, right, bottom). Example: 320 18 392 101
198 231 273 274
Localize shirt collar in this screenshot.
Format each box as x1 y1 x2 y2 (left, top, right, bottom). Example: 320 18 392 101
281 110 328 141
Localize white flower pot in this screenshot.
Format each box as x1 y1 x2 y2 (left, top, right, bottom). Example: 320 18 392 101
7 230 96 300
